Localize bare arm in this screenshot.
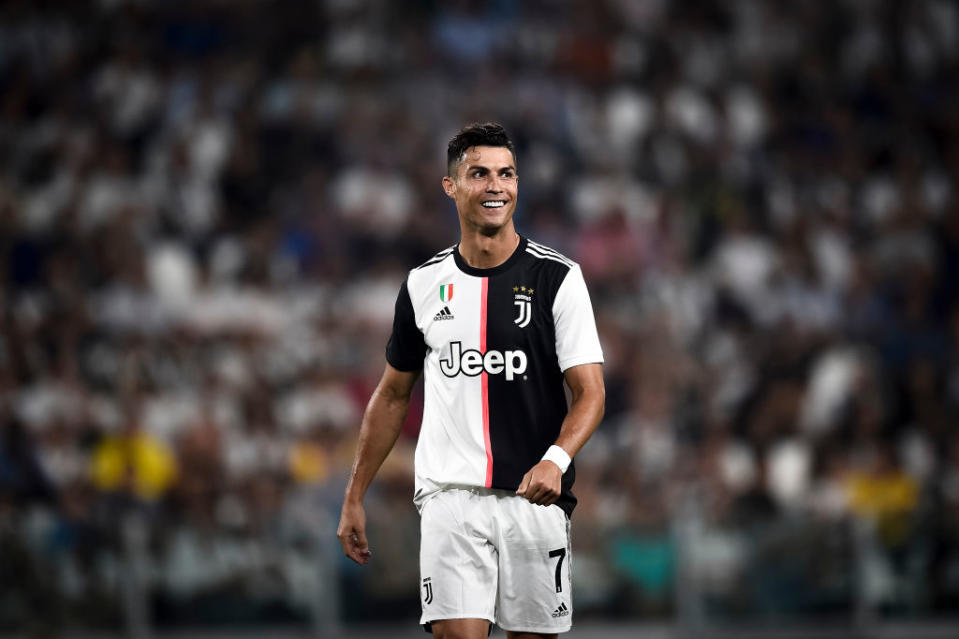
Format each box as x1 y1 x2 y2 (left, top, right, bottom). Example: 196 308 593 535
516 362 605 505
337 363 420 563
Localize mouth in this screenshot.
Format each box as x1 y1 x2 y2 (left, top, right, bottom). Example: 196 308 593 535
481 200 507 209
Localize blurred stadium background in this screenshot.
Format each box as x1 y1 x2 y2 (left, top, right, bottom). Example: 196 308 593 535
2 0 959 637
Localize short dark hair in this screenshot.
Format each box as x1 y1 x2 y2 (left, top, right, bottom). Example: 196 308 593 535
447 122 516 177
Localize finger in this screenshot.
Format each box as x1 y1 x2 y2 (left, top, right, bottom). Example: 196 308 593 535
524 480 545 504
338 535 356 560
353 528 369 553
535 489 554 505
339 529 371 564
342 543 366 564
538 492 558 506
347 548 370 564
516 472 531 495
528 480 558 505
352 530 371 562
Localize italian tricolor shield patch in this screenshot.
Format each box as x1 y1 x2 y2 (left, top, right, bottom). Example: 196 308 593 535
439 283 453 302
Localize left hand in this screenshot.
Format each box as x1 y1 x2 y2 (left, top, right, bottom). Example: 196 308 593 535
516 459 563 505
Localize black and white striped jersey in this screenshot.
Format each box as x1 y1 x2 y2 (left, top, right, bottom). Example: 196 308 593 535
386 236 603 517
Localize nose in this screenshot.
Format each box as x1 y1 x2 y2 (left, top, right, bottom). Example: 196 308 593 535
486 174 504 192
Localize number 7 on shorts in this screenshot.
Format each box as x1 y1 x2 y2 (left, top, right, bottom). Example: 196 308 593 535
548 548 566 593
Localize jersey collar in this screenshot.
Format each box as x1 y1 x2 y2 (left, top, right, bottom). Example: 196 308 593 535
453 236 528 277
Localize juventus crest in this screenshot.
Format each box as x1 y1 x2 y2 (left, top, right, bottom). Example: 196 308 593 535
513 285 533 328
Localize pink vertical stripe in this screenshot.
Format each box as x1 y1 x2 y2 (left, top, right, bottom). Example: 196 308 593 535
480 277 492 487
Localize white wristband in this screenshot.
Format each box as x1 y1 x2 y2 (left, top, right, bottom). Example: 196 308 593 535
541 445 571 474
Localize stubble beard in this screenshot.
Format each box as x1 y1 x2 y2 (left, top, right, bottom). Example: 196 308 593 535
468 211 512 238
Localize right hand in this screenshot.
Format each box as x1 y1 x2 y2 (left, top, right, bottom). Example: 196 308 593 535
337 500 372 564
516 459 563 505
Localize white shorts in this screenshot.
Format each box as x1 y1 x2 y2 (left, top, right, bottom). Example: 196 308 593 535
419 487 572 634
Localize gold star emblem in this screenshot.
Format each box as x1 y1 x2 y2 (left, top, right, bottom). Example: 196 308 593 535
520 286 526 292
512 286 518 292
528 288 534 295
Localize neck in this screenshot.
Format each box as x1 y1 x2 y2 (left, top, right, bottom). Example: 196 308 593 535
458 224 520 269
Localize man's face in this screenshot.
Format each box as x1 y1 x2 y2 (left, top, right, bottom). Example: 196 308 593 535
442 146 518 236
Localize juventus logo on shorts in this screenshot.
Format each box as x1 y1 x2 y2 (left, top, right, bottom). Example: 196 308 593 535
422 577 433 604
513 286 533 328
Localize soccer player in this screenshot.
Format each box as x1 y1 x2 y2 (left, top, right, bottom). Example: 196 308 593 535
337 122 605 639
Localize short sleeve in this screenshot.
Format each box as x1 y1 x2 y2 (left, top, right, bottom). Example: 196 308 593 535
386 279 426 371
552 265 604 371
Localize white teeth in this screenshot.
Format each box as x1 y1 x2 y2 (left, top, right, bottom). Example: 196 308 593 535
482 201 505 208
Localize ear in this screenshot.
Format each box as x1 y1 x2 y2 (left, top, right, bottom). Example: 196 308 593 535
442 175 456 199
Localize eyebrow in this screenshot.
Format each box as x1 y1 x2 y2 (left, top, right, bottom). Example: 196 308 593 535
464 163 517 174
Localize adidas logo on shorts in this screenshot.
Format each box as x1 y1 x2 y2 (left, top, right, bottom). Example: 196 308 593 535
551 602 569 618
433 306 454 321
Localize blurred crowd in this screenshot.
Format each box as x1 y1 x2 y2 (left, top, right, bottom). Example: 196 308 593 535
2 0 959 632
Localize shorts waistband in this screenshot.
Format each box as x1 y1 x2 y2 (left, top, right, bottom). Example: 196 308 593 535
444 485 513 498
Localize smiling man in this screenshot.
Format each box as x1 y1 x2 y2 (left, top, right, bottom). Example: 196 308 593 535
337 122 605 639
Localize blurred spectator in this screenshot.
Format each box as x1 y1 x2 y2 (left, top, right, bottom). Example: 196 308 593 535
90 398 177 503
846 443 920 554
0 408 55 508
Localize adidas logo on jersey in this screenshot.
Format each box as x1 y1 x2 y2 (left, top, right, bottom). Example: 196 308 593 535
551 602 569 618
433 306 454 321
440 341 528 381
